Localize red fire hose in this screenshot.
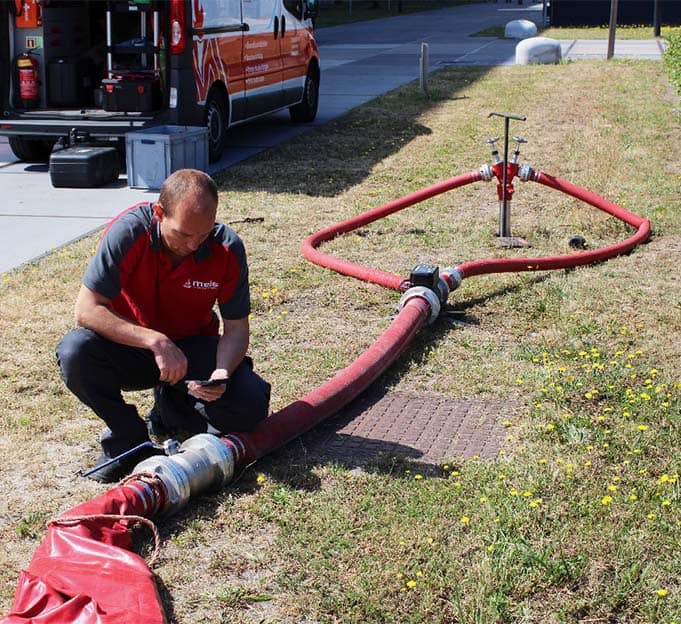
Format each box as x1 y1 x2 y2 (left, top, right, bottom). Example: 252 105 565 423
1 168 651 624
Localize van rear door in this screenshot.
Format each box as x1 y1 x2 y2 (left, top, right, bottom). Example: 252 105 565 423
241 0 283 116
279 0 309 106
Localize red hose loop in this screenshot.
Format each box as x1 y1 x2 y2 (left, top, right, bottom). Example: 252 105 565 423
302 171 481 290
457 171 651 279
235 296 431 465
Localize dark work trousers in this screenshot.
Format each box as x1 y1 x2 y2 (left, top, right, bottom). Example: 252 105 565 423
56 328 271 457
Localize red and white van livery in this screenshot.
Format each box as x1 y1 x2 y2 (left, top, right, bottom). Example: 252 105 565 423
0 0 320 163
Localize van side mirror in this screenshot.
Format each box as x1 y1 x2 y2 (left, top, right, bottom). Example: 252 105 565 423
304 0 318 20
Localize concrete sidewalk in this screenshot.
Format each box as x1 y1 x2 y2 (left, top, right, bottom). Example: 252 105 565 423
0 0 667 274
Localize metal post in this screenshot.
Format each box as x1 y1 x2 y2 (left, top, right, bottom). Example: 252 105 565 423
607 0 618 60
653 0 661 37
500 116 510 237
419 43 429 96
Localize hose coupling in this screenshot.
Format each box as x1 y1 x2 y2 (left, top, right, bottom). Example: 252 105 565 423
399 286 441 324
480 163 494 182
441 267 463 291
518 163 536 182
133 433 236 516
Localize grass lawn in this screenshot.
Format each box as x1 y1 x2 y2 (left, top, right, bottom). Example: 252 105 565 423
473 25 681 39
1 59 680 623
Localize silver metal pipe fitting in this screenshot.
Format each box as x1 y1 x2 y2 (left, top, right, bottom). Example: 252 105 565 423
398 286 441 324
479 163 494 182
441 267 462 291
133 433 236 516
518 163 535 182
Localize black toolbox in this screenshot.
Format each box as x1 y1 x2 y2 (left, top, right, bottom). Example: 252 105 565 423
102 74 162 113
49 146 120 188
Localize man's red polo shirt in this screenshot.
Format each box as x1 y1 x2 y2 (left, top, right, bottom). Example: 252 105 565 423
83 203 250 340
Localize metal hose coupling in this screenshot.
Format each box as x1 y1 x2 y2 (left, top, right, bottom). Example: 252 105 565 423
480 163 494 182
441 267 463 292
398 286 441 324
518 163 537 182
133 433 236 516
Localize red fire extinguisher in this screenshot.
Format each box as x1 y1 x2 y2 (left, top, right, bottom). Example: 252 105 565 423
15 53 40 109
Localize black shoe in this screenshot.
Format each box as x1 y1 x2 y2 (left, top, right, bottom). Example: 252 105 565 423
145 407 173 439
86 444 164 484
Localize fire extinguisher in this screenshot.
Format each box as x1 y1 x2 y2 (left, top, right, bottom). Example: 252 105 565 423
15 53 40 109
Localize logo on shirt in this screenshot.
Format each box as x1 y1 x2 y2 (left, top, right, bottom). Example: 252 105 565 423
183 278 220 290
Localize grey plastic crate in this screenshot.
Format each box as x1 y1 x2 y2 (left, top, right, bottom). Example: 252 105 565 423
125 125 209 190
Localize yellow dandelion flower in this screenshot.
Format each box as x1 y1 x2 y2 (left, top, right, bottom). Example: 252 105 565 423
656 588 668 597
638 424 648 431
662 500 671 507
502 420 513 427
608 485 618 492
647 513 657 520
256 474 266 484
416 571 423 577
510 489 520 497
414 474 423 480
629 494 638 502
529 498 542 508
601 496 613 505
406 580 417 589
427 537 434 544
479 496 488 503
460 516 471 524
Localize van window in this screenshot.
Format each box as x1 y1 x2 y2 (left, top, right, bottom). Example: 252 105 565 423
242 0 276 29
283 0 303 20
200 0 242 28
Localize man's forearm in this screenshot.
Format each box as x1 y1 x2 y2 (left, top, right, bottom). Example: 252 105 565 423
76 299 168 352
215 323 249 376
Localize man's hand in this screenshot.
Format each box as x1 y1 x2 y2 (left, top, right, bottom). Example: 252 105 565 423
187 368 229 402
151 337 188 384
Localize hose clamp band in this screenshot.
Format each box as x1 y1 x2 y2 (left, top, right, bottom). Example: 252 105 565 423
399 286 441 324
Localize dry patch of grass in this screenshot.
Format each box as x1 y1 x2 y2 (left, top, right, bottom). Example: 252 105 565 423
1 60 680 622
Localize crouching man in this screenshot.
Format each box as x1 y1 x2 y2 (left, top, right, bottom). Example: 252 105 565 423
56 169 270 482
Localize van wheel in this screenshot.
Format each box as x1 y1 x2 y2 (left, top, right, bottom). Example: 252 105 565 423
289 68 319 123
205 89 228 163
8 136 56 163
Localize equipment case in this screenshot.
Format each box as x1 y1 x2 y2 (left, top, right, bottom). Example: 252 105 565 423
49 145 120 188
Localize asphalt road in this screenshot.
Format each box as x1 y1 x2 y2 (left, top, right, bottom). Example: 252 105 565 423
0 1 664 274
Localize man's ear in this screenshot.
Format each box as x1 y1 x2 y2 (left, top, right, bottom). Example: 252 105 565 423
152 202 165 221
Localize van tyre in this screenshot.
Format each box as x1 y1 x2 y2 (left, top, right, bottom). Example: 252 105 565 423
205 89 229 163
289 68 319 123
8 136 56 163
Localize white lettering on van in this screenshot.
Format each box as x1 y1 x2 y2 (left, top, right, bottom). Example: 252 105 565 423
245 63 269 74
244 53 264 61
245 76 265 85
245 40 268 50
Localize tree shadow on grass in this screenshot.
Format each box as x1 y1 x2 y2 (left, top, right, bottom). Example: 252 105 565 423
213 67 489 198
